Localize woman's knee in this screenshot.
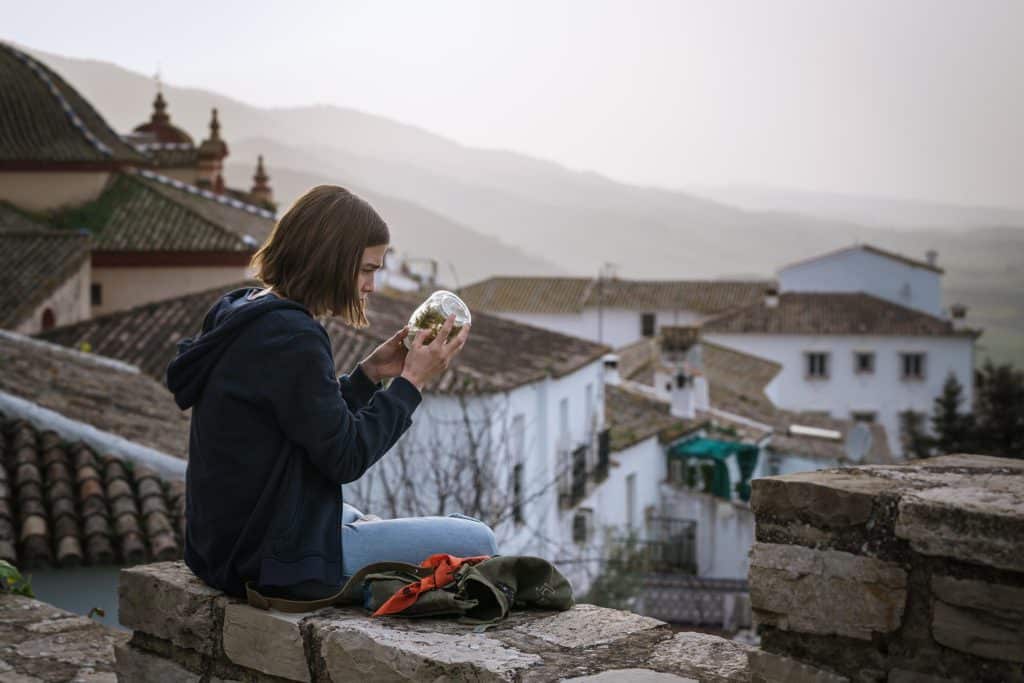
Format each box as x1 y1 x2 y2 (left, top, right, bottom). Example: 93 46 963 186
447 513 498 555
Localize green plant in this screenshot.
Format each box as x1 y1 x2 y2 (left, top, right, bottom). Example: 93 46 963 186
0 560 34 598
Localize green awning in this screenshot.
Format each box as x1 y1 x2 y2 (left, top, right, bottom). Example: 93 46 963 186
667 438 759 501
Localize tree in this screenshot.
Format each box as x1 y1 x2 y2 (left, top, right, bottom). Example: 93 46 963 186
974 360 1024 458
899 409 933 459
930 373 976 455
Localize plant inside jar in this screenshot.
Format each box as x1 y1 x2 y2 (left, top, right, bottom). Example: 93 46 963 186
411 306 463 345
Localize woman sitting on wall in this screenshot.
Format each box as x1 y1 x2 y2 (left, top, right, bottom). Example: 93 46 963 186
166 185 497 600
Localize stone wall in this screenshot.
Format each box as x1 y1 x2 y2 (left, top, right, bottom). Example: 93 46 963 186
115 561 754 682
747 454 1024 683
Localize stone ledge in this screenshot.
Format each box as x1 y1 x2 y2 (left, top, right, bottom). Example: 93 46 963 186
117 560 758 682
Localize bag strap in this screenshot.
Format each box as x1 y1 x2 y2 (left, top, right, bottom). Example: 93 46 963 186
245 560 434 613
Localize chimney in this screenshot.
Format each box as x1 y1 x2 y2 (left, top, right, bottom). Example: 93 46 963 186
249 155 273 207
602 354 621 386
764 287 779 308
926 250 938 268
950 303 969 330
667 340 708 420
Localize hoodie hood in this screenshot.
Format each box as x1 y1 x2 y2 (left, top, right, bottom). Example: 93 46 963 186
166 288 310 410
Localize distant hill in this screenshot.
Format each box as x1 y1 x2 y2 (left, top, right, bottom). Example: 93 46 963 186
689 185 1024 232
21 45 1024 367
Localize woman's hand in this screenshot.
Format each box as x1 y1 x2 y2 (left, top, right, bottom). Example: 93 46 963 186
360 327 410 383
400 314 471 391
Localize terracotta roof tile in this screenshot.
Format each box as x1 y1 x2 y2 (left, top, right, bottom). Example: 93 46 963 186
0 416 183 569
604 384 700 452
0 42 147 164
459 277 773 315
0 231 91 329
66 172 254 253
0 333 190 458
0 202 51 233
702 292 975 337
43 284 611 394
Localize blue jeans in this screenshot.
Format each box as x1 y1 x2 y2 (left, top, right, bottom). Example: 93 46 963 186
268 503 498 600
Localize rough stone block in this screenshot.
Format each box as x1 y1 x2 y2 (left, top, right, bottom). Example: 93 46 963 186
511 603 665 648
563 670 698 682
749 542 907 641
647 631 752 682
114 642 200 683
895 482 1024 573
751 471 895 528
748 649 849 683
221 604 310 682
930 575 1024 663
887 669 963 683
317 616 541 682
118 561 229 656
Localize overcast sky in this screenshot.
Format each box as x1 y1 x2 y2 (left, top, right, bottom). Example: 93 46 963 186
5 0 1022 208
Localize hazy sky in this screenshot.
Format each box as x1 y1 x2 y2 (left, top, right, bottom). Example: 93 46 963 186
5 0 1023 208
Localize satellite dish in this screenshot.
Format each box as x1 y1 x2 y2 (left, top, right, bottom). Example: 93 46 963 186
844 423 873 463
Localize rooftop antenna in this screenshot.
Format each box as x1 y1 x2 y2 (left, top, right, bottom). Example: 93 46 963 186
154 65 162 93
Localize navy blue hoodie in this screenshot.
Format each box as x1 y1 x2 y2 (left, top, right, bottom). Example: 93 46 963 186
166 287 421 597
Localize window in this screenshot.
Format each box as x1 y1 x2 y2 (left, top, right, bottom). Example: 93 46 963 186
851 411 877 423
559 398 569 437
641 313 656 338
900 353 926 380
626 473 637 529
572 509 593 544
41 309 56 331
512 463 524 524
90 283 103 306
584 383 594 432
854 352 875 374
805 352 830 379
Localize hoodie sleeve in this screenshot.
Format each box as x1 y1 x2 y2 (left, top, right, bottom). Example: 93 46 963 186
337 364 381 412
265 327 422 485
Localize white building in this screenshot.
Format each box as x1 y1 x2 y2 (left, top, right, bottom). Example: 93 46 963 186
779 244 944 317
459 277 771 349
702 290 977 455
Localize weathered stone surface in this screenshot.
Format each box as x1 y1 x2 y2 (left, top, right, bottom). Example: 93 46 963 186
748 649 849 683
647 631 752 682
563 670 698 682
887 669 963 683
751 471 895 528
930 575 1024 663
749 543 907 641
511 603 665 648
114 642 200 683
118 561 230 656
221 604 309 682
0 594 126 683
895 481 1024 573
317 616 541 682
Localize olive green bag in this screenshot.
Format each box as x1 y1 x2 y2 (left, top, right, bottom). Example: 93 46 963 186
246 555 574 624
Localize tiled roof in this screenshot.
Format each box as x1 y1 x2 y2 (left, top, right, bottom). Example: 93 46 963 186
136 170 276 238
0 43 147 165
42 284 611 394
136 142 199 168
617 336 780 417
781 244 944 275
702 292 975 337
604 384 700 452
459 277 773 315
0 202 51 233
0 231 91 329
71 172 254 253
42 281 260 380
0 414 184 569
0 333 190 459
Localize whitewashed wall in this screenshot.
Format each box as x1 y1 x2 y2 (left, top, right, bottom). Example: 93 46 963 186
91 264 251 316
656 483 755 580
779 248 943 316
14 259 90 334
704 333 975 455
500 308 703 349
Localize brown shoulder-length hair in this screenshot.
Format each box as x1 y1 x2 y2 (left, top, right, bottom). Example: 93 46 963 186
250 185 389 326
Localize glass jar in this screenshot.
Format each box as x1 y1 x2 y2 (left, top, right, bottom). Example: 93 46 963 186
404 290 472 349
